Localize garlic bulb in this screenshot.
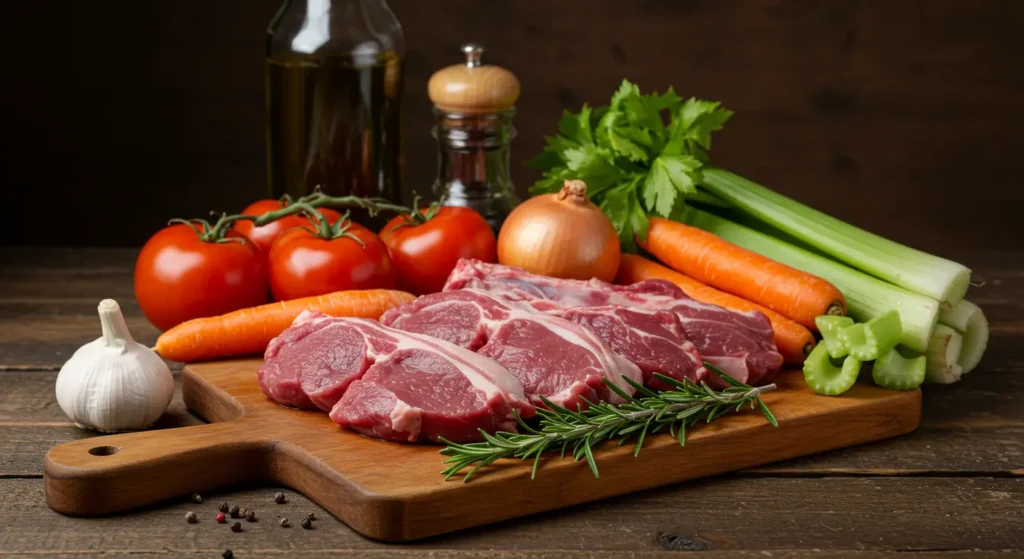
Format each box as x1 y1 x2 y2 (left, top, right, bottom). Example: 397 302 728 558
55 299 174 432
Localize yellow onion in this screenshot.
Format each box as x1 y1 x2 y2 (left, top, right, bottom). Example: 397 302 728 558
497 179 621 282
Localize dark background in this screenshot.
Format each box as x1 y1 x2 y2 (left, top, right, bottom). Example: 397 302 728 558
2 0 1022 251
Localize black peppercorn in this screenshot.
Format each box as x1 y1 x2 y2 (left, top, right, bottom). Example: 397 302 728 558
230 521 242 533
218 502 229 513
222 551 233 559
306 512 316 521
190 493 203 504
274 491 286 504
245 510 256 522
229 505 240 518
300 517 312 529
280 518 290 528
185 511 198 523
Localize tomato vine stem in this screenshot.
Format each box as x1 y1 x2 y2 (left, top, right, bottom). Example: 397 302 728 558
173 192 420 243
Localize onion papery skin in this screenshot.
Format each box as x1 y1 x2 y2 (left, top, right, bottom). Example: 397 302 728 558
497 180 621 282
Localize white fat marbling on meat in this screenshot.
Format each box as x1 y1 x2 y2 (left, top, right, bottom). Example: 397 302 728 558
354 320 529 407
389 400 422 442
455 289 642 404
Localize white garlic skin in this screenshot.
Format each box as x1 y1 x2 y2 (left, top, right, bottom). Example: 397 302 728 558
55 299 174 433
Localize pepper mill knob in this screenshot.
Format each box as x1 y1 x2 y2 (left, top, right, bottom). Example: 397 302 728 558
428 42 520 115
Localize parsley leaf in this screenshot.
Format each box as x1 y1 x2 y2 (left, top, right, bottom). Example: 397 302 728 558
601 179 647 252
622 92 665 137
669 98 733 160
527 80 731 248
611 80 639 109
641 155 702 218
658 155 702 197
524 147 564 172
641 159 676 218
650 86 683 112
608 129 649 163
562 145 627 197
558 104 594 146
529 166 575 195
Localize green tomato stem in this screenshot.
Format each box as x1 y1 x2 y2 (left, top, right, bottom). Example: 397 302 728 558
175 192 417 243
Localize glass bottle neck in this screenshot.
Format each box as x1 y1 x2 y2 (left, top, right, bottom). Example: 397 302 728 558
268 0 404 57
432 110 518 231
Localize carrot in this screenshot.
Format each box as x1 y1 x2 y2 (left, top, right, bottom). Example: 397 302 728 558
617 254 816 364
154 289 416 363
640 217 845 330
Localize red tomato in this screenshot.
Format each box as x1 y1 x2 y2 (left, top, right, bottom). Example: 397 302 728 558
268 226 395 301
134 224 269 331
379 206 496 295
234 199 346 255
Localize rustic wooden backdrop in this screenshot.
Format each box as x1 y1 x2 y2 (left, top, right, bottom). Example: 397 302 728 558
2 0 1022 252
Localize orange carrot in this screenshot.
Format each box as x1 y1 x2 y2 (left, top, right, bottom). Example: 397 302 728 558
154 289 416 363
640 217 845 330
617 254 816 364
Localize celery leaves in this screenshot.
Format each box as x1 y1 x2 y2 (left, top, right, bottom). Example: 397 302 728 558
528 79 731 250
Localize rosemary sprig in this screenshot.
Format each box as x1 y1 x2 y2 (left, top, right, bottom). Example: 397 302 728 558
438 365 778 482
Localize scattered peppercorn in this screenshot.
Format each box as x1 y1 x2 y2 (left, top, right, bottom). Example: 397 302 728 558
222 551 234 559
190 493 203 504
218 502 229 513
306 512 316 521
216 513 226 524
300 517 312 529
230 521 242 533
240 508 248 518
185 511 198 523
229 505 240 518
274 491 286 504
245 510 256 522
280 518 290 528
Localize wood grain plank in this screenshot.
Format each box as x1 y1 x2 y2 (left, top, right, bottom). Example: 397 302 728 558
2 368 1021 479
40 364 921 541
1 478 1022 553
2 548 1015 552
0 548 1019 552
8 422 1020 481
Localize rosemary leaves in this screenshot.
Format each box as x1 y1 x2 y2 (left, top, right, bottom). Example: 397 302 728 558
439 367 778 482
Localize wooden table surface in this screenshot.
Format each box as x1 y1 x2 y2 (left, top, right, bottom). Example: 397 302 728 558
1 247 1021 558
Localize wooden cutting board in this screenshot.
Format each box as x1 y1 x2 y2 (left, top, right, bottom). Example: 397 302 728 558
44 359 921 541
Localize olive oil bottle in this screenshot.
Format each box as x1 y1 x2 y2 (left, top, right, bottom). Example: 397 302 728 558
265 0 404 228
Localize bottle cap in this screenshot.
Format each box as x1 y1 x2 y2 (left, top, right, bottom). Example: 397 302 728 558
428 43 520 115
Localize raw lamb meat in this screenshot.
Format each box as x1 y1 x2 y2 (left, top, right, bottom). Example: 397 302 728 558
552 306 705 390
380 289 644 409
259 312 534 443
444 259 783 385
258 314 331 410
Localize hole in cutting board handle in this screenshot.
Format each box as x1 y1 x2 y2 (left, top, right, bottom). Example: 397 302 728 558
88 446 119 457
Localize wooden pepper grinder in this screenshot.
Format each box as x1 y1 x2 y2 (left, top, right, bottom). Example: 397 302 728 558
427 43 521 231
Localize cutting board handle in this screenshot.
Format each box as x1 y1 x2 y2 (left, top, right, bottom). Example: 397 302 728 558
44 420 270 516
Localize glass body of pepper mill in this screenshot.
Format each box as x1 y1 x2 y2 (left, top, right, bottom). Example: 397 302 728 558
427 43 520 232
265 0 405 230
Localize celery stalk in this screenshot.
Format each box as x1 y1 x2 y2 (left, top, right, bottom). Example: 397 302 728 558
838 323 872 360
682 208 940 352
838 311 902 361
816 316 854 359
926 324 964 384
803 344 861 396
939 299 976 331
872 348 926 390
863 310 903 357
701 168 972 306
939 300 988 374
